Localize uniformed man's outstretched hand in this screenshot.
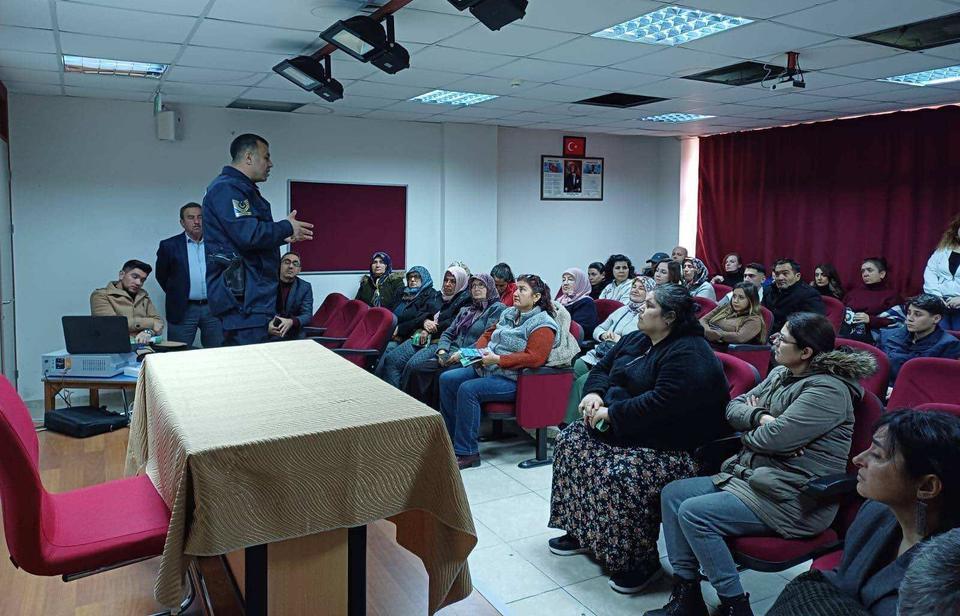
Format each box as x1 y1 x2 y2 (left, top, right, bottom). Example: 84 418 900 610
286 209 315 242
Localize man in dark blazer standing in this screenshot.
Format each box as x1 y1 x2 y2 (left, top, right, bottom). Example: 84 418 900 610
155 202 224 347
269 251 314 340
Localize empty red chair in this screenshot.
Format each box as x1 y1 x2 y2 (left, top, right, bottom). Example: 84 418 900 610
835 337 890 401
304 292 349 335
887 357 960 410
331 307 396 369
0 375 194 609
480 321 580 469
594 299 623 323
715 352 759 398
727 391 884 572
692 296 718 316
712 283 733 298
310 299 368 349
822 296 845 333
914 402 960 417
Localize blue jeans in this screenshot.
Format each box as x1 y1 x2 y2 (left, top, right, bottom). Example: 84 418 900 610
661 476 773 598
438 367 517 456
168 302 224 347
375 339 424 387
942 308 960 331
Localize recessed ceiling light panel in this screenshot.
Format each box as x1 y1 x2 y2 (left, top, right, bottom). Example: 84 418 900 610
592 6 753 46
879 65 960 86
62 54 167 78
411 89 498 106
641 113 715 123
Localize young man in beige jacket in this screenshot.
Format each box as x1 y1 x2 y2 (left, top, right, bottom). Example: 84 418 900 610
90 259 164 344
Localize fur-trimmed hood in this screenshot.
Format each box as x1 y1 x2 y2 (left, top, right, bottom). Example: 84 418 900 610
807 349 878 382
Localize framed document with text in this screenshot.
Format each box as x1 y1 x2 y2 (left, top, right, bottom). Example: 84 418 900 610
541 155 604 201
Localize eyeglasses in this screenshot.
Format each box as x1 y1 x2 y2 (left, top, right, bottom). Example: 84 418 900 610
770 333 797 346
281 260 301 267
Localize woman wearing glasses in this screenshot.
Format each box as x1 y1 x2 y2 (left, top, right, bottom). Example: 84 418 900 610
649 313 877 616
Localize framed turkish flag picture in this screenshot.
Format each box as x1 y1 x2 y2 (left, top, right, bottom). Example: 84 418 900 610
563 135 586 157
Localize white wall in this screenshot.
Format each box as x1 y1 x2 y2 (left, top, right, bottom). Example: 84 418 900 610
8 94 680 408
496 127 682 289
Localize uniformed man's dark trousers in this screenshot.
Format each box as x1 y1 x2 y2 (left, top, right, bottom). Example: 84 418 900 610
222 325 270 346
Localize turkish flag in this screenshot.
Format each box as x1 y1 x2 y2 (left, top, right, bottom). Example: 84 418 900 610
563 136 586 157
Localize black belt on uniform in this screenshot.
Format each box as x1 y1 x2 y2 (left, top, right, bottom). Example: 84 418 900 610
188 299 208 305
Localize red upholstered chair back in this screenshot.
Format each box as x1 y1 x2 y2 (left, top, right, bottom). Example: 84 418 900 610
914 403 960 417
715 352 759 398
712 283 733 298
835 338 890 401
693 296 718 316
948 329 960 339
760 306 774 338
322 300 368 338
309 292 349 327
0 375 50 574
832 391 885 539
887 357 960 410
569 321 583 345
594 299 623 323
821 296 845 333
339 308 395 367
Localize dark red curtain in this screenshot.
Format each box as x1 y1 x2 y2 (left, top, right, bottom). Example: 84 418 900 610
697 106 960 298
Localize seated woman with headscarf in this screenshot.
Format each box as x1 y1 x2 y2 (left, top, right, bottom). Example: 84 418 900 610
377 266 470 388
548 284 731 594
557 267 599 338
439 274 559 469
355 251 405 309
699 282 767 347
563 276 655 424
387 266 440 350
401 274 506 409
682 256 717 300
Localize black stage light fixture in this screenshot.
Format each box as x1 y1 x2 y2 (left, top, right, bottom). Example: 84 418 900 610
314 55 344 102
447 0 528 31
272 55 326 91
321 14 409 74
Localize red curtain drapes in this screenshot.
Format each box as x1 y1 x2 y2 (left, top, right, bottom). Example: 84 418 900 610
697 106 960 298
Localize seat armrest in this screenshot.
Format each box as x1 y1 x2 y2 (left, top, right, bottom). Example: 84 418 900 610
694 434 743 473
727 343 772 352
310 336 348 343
302 326 327 336
578 339 596 352
519 367 574 376
332 348 381 356
802 473 857 502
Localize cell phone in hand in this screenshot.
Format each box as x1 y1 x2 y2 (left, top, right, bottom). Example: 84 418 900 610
272 317 282 327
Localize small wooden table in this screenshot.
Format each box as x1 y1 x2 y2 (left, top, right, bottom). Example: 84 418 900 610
42 374 137 412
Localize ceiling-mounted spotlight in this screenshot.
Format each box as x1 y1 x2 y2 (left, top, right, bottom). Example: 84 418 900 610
272 54 343 102
447 0 528 31
320 14 409 74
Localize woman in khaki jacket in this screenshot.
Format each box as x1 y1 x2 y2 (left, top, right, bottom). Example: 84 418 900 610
90 259 164 344
648 312 876 616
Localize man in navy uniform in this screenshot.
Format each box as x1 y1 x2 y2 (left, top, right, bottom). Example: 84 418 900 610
203 133 313 346
155 202 223 347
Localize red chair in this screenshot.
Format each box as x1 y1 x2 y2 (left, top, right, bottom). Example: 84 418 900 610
712 283 733 298
331 307 396 369
887 357 960 410
694 353 759 472
692 296 718 316
594 299 623 323
914 402 960 416
481 322 580 469
310 299 368 349
715 352 759 397
304 292 349 335
727 392 884 572
822 296 845 333
569 321 583 345
835 337 890 401
725 306 776 380
0 375 194 611
947 329 960 340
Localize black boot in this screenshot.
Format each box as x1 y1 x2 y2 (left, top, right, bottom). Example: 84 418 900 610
717 593 754 616
642 576 708 616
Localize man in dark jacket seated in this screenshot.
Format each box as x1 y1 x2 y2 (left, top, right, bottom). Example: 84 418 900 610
763 258 826 333
269 251 313 340
877 293 960 385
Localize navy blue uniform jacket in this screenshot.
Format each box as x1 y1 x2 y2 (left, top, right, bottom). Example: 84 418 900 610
155 233 191 324
203 166 293 331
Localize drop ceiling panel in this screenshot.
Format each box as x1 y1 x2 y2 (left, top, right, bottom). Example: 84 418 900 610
61 0 211 17
161 82 251 98
830 52 956 79
177 46 286 72
56 2 196 44
64 85 151 100
0 67 61 84
631 77 734 99
772 0 960 37
4 81 63 95
166 66 266 86
0 49 62 71
240 86 322 103
520 0 663 34
439 23 578 57
162 93 240 106
555 67 663 90
756 39 904 71
0 26 58 54
671 0 830 20
364 67 465 88
191 19 320 54
485 58 594 82
346 80 436 100
510 82 605 101
63 71 159 91
59 32 181 63
443 74 544 96
532 35 663 66
614 47 743 77
391 9 478 44
206 0 355 31
410 46 514 73
0 1 53 29
681 21 835 59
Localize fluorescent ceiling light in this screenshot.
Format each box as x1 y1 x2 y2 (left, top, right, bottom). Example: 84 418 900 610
411 90 498 106
879 65 960 86
592 6 753 46
62 54 167 78
641 113 715 123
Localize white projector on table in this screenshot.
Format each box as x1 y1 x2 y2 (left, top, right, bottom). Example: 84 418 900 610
42 350 135 378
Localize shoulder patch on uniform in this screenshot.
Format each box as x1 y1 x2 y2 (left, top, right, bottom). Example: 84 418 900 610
232 198 252 217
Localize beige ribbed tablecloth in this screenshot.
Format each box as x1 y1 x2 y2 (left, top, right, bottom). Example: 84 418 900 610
124 340 476 613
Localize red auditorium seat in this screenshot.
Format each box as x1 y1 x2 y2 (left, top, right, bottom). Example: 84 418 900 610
594 299 623 323
821 296 845 333
835 337 890 401
331 307 396 369
0 375 194 610
886 357 960 410
712 282 733 298
692 296 718 316
309 299 368 348
303 292 349 335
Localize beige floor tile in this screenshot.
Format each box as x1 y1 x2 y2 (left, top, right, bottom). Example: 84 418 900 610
507 588 596 616
460 463 530 505
510 531 605 586
468 543 558 603
564 573 674 616
472 492 552 542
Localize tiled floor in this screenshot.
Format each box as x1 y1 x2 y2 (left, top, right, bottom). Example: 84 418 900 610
464 434 808 616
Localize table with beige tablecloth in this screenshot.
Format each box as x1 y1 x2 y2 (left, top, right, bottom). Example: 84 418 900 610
124 339 476 612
